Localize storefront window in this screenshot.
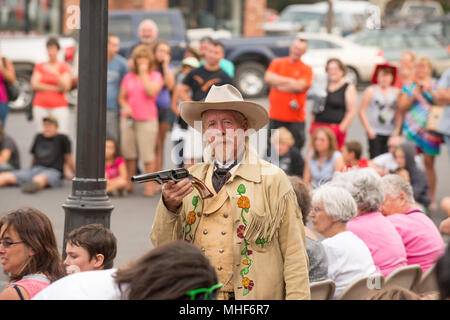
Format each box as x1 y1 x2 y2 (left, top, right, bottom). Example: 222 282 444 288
0 0 61 34
169 0 243 36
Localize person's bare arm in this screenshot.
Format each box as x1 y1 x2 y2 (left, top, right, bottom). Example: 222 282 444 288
64 153 76 174
178 84 192 101
393 106 404 136
141 72 163 97
118 86 133 118
397 89 416 113
30 70 60 92
162 60 175 91
339 83 358 132
434 87 450 105
358 86 376 139
0 149 11 164
0 58 16 83
302 156 312 187
56 71 72 92
118 161 128 180
274 78 309 93
0 286 30 300
170 84 181 116
334 154 344 172
264 71 292 87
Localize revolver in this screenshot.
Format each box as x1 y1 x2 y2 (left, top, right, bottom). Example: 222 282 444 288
131 168 213 199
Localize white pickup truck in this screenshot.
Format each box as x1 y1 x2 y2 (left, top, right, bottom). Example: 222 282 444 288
0 35 78 111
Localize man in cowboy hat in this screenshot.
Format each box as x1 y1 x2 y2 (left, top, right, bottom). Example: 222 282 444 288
150 84 310 300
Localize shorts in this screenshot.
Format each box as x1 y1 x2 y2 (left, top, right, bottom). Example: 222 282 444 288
120 118 158 163
368 134 389 159
12 166 62 188
158 108 175 124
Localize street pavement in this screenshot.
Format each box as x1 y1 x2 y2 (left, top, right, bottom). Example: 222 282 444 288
1 91 449 290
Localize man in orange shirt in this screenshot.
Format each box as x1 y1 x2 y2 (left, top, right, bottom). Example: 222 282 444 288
264 38 313 176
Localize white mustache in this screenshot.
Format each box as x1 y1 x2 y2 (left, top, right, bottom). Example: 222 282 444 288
208 136 235 148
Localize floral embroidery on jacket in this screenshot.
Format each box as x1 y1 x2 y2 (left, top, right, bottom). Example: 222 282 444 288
237 183 254 296
185 196 199 239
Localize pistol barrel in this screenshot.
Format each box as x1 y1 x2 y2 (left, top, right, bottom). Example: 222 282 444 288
131 168 190 184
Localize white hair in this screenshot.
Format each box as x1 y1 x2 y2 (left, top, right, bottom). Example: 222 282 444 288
311 184 357 223
138 19 159 35
381 174 415 203
330 168 385 214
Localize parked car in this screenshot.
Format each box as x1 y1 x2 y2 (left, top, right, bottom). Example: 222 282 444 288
263 1 379 36
346 28 450 76
384 0 444 29
298 32 385 85
413 13 450 46
397 0 443 18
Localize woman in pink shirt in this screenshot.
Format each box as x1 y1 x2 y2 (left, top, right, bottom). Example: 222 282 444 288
118 45 163 196
381 174 445 273
0 207 66 300
331 168 407 277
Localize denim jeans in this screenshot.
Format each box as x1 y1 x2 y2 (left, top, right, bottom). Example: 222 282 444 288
0 102 9 126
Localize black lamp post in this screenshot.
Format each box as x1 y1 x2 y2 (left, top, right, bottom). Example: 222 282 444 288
62 0 113 258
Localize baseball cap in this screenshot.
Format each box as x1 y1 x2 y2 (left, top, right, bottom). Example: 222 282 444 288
182 57 200 69
43 116 59 127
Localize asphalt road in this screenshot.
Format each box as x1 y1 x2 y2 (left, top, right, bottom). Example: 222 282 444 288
1 92 449 290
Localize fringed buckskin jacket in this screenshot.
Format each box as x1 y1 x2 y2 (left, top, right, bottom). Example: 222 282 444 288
150 146 310 300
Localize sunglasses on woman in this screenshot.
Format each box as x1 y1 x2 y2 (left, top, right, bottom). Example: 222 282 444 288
186 282 223 300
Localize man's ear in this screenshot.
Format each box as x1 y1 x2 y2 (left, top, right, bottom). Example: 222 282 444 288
92 254 105 269
242 119 249 131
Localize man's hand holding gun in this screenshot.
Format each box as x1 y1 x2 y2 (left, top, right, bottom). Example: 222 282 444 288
132 168 213 213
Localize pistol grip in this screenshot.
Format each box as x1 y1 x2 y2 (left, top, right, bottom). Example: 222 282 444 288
190 176 213 199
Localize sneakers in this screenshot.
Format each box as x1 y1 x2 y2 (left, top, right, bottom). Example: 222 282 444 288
21 181 41 194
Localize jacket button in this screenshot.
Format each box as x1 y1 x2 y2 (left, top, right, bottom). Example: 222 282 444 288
217 266 223 271
203 230 208 235
223 213 229 218
221 231 226 236
219 249 224 253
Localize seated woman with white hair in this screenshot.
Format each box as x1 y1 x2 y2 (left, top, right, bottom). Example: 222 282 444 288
310 184 376 299
331 168 407 277
380 174 445 273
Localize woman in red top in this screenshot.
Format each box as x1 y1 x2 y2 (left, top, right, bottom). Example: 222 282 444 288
30 37 72 135
0 207 66 300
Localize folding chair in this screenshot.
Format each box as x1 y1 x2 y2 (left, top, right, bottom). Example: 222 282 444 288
310 279 336 300
384 264 423 290
413 263 438 294
337 273 385 300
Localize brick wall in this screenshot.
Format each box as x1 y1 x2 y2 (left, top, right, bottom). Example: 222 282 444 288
243 0 266 37
142 0 168 9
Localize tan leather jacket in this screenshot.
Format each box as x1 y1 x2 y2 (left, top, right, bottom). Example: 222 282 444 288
150 147 310 300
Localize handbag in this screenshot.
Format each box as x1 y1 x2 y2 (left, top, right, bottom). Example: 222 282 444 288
2 58 19 101
426 105 444 132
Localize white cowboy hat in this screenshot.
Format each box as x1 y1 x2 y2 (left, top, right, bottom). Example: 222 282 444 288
180 84 269 132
